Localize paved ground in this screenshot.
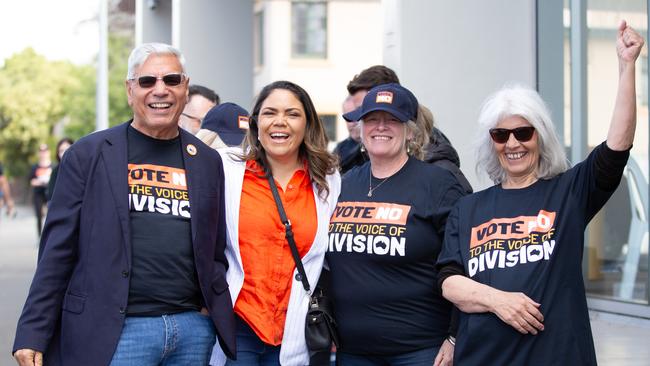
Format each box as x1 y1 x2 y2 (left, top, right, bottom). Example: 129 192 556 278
0 205 649 366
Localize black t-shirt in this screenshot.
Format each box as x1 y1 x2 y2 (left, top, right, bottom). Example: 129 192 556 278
437 142 629 366
326 157 465 355
126 125 200 316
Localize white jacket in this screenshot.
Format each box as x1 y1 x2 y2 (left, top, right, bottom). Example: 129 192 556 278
210 148 341 366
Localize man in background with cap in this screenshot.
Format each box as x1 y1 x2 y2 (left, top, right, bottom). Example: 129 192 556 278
179 84 220 134
196 102 249 150
13 43 235 366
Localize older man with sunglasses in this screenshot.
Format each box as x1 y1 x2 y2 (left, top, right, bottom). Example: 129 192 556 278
12 43 235 366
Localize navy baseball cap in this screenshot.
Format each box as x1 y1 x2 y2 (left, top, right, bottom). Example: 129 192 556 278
201 102 250 147
343 83 418 123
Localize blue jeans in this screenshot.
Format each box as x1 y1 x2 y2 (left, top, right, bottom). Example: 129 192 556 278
109 310 216 366
337 345 441 366
225 316 281 366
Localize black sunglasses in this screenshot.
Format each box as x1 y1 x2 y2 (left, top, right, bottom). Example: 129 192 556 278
489 126 536 144
131 73 185 88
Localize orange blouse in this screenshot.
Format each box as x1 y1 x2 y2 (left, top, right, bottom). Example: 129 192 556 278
234 160 317 345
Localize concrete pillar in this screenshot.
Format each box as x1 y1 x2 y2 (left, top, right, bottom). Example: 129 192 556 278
136 0 172 44
384 0 537 190
174 0 254 108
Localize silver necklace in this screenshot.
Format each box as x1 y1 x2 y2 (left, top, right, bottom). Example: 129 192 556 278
368 169 391 197
367 157 409 197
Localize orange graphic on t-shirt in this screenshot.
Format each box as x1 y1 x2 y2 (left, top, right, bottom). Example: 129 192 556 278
128 164 187 190
469 210 556 248
330 201 410 225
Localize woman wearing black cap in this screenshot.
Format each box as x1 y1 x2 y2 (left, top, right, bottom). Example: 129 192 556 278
327 83 466 365
196 102 250 149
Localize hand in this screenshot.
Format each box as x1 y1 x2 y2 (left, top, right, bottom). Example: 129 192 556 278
14 349 42 366
617 20 645 64
433 338 454 366
489 290 544 335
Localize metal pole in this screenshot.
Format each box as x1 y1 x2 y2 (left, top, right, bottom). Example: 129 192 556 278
570 0 587 164
96 0 109 131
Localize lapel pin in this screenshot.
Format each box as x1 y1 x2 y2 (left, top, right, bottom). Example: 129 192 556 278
186 144 197 156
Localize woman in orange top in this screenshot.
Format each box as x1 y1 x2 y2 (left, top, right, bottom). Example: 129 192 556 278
208 81 340 366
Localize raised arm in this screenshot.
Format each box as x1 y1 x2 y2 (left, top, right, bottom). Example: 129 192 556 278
607 20 645 151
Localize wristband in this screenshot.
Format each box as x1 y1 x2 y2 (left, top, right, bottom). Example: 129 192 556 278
447 335 456 346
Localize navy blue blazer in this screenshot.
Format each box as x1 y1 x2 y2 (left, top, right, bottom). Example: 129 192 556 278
13 122 236 365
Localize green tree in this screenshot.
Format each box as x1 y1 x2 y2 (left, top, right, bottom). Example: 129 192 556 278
0 35 134 177
0 49 79 176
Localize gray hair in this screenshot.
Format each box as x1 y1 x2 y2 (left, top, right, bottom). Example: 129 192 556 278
126 43 186 80
359 119 425 159
475 85 569 184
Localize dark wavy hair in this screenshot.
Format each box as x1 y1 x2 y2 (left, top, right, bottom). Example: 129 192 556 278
238 80 337 198
55 137 75 162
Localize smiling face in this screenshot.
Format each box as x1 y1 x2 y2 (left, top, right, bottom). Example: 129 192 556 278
257 88 307 167
494 115 540 187
126 53 189 139
361 110 411 164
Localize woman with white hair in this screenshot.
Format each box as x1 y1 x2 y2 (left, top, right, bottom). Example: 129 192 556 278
436 21 644 365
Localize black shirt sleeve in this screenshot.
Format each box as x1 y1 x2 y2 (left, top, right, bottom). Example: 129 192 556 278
438 262 465 289
594 141 631 192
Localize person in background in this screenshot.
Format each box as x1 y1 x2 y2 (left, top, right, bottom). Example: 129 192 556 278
327 83 465 366
333 95 365 174
417 104 473 193
436 21 643 365
196 102 249 149
13 42 235 366
29 144 52 236
209 80 340 366
179 84 220 134
0 161 15 218
46 137 74 202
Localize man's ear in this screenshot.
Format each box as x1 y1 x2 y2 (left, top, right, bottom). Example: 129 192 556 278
185 77 190 102
126 80 134 107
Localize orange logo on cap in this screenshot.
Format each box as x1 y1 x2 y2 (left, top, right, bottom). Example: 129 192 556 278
238 115 249 129
376 91 393 104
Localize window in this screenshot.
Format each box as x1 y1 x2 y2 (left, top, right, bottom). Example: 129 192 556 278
561 0 650 305
291 1 327 59
254 10 264 67
320 114 337 142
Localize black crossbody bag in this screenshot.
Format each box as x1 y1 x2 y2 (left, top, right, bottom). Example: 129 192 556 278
266 174 340 352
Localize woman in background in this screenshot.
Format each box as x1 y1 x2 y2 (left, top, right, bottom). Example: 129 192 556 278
46 137 74 201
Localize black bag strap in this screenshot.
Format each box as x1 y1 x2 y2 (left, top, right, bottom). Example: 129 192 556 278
267 173 311 293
